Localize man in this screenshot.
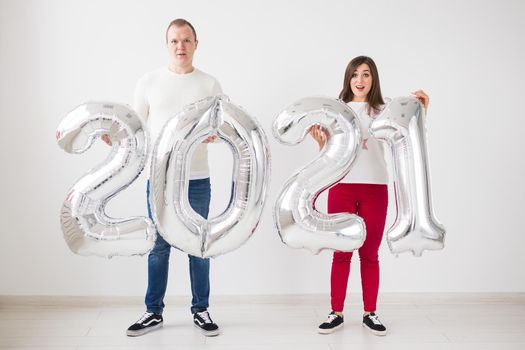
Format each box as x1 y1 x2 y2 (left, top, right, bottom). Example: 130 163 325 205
123 18 222 337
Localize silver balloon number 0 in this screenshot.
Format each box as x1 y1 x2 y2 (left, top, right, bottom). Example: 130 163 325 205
149 95 270 258
370 97 445 256
56 102 156 258
273 97 366 254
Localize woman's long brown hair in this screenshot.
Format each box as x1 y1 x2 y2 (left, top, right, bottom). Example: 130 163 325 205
339 56 385 115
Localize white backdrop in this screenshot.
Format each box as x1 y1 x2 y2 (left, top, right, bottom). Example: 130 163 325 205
1 0 524 297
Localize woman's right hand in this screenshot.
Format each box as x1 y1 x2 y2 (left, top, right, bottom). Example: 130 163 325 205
309 124 328 150
101 134 112 146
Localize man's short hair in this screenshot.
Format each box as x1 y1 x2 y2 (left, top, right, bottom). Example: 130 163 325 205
165 18 197 42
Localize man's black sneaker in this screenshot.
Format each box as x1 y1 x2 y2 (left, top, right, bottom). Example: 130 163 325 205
318 311 344 334
193 310 220 336
126 312 163 337
362 312 387 336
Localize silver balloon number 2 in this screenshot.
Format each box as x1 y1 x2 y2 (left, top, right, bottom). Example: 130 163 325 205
273 97 366 254
56 102 156 258
149 95 270 258
370 97 445 256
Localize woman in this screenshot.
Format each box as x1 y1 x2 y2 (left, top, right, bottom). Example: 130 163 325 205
311 56 429 336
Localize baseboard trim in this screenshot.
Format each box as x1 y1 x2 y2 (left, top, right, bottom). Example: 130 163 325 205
1 293 524 308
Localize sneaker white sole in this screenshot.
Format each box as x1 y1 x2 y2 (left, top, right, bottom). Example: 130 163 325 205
194 323 220 337
362 323 387 336
126 322 163 337
318 323 344 334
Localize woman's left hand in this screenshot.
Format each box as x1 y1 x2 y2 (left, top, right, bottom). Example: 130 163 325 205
412 90 429 111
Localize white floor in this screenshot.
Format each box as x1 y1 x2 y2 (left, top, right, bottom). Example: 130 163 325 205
0 294 524 350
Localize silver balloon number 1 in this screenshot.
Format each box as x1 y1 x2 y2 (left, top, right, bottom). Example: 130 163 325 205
370 97 445 256
273 97 366 254
149 95 270 258
56 102 156 258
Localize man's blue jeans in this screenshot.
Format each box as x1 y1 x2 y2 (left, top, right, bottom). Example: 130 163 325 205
145 178 211 315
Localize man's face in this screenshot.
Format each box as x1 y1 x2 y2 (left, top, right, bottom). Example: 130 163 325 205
166 24 198 69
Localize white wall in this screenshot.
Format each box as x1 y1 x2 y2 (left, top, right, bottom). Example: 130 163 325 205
1 0 524 297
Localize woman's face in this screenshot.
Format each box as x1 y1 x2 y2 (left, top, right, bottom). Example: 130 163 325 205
350 63 373 102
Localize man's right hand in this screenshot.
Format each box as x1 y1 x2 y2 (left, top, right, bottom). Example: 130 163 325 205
101 134 112 146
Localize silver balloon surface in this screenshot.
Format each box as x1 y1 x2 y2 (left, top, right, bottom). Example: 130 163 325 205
149 95 270 258
273 97 366 254
369 96 445 256
56 102 155 258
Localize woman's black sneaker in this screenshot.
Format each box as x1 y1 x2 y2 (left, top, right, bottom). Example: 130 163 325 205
362 312 387 336
193 310 220 336
318 311 344 334
126 311 163 336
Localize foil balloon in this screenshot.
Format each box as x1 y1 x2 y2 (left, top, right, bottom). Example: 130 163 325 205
56 102 155 258
149 95 270 258
369 96 445 256
273 97 366 254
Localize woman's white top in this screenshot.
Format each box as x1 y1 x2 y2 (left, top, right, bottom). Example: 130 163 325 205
339 101 389 185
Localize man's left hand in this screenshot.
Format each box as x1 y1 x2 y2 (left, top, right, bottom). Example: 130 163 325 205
203 135 218 143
